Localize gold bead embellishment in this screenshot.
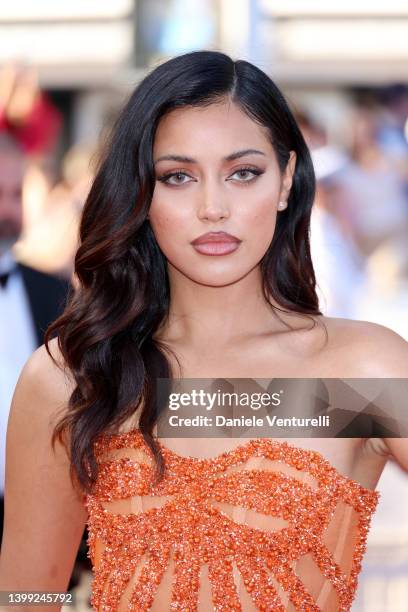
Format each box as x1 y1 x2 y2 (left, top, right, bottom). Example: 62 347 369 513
84 431 380 611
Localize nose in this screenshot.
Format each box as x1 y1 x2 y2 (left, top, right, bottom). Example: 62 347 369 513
196 180 230 222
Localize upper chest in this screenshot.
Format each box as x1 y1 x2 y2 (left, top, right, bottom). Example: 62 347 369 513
126 322 388 489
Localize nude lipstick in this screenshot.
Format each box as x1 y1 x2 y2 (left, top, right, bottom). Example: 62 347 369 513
190 231 242 256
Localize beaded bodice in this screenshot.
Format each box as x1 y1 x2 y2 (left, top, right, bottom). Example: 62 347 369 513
84 430 380 611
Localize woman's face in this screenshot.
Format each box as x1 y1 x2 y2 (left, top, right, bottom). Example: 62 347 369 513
149 99 296 287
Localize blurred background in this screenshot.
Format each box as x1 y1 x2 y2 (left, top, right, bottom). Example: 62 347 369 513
0 1 407 610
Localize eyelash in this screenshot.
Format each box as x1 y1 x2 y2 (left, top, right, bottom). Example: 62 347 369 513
157 166 264 186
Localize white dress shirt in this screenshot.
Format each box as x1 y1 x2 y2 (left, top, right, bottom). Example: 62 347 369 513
0 249 37 495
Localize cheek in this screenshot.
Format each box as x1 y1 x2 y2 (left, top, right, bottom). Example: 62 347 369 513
148 194 190 252
239 195 278 248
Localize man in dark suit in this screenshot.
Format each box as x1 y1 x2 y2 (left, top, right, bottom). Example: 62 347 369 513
0 132 71 545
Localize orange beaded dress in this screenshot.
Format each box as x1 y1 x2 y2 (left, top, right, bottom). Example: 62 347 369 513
84 430 380 611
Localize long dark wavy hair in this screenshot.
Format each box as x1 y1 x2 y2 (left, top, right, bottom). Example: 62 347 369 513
45 50 322 494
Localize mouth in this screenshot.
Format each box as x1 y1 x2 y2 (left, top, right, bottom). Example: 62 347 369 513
190 231 242 256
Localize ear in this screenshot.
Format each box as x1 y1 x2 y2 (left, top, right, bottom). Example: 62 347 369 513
279 150 297 203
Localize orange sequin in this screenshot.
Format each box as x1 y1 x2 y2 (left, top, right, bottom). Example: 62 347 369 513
84 431 380 611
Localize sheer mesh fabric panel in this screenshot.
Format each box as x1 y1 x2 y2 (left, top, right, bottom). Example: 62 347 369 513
85 432 380 611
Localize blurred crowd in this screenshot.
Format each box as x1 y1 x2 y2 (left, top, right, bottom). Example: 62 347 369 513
0 60 407 609
299 90 408 339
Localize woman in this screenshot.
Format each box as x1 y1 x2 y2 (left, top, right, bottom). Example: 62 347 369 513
0 50 407 611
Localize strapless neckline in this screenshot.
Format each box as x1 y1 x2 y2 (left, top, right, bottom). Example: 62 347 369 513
99 428 379 496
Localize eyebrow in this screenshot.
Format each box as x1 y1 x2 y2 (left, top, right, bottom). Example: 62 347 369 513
153 148 266 165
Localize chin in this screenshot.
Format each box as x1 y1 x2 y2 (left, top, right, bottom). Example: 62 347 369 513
181 266 257 288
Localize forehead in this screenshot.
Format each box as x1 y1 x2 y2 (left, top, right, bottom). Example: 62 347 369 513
153 100 274 157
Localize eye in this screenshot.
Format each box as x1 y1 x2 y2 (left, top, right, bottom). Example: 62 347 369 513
157 171 194 186
228 167 264 183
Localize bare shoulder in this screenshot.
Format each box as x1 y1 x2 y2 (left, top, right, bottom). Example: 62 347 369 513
23 335 71 378
9 336 76 433
313 316 408 471
315 315 408 376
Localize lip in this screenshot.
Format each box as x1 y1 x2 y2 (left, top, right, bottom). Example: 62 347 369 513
191 231 241 245
190 231 242 256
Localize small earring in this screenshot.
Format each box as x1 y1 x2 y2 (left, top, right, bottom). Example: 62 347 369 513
278 201 287 210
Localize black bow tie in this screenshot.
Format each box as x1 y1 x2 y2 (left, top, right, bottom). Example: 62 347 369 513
0 267 17 289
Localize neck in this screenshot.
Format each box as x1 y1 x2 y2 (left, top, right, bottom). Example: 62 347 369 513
155 263 296 349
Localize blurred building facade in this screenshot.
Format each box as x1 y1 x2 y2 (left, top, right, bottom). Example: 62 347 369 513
1 1 407 145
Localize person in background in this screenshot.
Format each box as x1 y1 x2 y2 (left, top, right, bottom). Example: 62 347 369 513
0 132 70 545
326 104 408 257
295 110 368 318
15 142 94 280
0 62 62 158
